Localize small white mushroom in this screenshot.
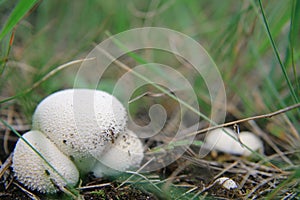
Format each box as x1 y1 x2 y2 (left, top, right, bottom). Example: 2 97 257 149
204 128 264 156
32 89 128 173
214 177 238 190
12 130 79 193
92 129 144 177
237 131 264 156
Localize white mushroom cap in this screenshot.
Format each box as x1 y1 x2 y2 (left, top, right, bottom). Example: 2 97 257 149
32 89 127 173
237 131 264 156
204 128 264 156
214 177 238 190
12 130 79 193
92 129 144 177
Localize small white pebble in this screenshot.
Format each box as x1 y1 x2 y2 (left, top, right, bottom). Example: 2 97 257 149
214 177 238 190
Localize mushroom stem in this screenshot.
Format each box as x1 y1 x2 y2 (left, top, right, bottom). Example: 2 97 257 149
92 129 144 177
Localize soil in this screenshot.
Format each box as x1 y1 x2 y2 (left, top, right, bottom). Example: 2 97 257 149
0 105 296 199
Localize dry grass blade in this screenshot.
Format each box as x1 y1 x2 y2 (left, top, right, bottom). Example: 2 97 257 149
77 183 111 190
249 120 294 166
246 176 279 199
13 182 41 200
0 153 12 180
181 154 291 199
3 105 13 154
128 90 176 104
163 160 190 191
213 161 239 180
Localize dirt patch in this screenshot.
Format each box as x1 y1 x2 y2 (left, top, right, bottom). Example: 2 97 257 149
0 104 298 199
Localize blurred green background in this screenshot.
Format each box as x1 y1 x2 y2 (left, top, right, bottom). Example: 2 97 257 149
1 0 299 127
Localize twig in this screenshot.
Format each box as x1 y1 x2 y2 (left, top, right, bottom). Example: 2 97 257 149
13 182 41 200
213 161 239 180
163 160 190 191
243 159 289 175
182 155 242 174
246 176 277 199
186 102 300 137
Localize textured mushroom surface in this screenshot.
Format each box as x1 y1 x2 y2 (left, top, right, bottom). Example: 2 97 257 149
12 130 79 193
92 129 144 177
236 131 264 156
32 89 127 173
204 128 264 156
214 177 238 190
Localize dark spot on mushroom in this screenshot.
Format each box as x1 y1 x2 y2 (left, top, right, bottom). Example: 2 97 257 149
122 135 128 142
45 170 50 176
69 155 75 161
106 129 117 144
63 140 67 144
109 129 114 136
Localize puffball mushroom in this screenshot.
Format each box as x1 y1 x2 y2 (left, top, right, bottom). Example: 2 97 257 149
204 128 264 156
12 130 79 193
32 89 128 173
214 177 238 190
92 129 144 177
12 89 144 193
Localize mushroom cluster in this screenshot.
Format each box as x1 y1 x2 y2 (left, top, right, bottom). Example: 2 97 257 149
12 89 144 193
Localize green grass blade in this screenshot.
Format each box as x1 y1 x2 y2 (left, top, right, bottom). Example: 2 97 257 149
257 0 299 104
289 0 300 94
0 32 13 75
0 0 38 41
0 0 38 75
